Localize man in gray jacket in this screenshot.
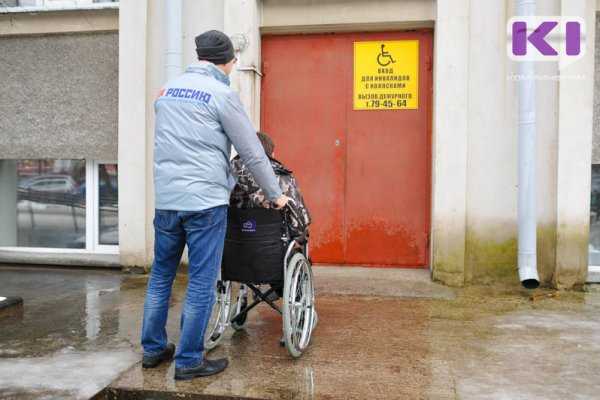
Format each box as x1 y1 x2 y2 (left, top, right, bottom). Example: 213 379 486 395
141 30 288 381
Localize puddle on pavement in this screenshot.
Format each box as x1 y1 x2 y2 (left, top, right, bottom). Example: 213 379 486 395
0 267 143 399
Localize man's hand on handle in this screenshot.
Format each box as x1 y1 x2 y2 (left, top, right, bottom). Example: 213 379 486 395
271 194 289 210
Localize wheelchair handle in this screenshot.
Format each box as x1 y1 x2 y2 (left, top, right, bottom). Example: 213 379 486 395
270 198 296 210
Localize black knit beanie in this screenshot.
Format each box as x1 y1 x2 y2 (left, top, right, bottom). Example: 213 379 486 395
195 30 235 65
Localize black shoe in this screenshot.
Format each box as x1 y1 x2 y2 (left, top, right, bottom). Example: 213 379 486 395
174 358 229 380
142 343 175 368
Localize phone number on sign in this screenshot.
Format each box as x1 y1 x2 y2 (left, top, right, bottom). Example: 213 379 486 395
364 99 408 108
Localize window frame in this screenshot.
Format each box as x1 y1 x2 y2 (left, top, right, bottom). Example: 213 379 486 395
93 160 118 254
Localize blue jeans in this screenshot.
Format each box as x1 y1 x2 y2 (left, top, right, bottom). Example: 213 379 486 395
141 206 227 368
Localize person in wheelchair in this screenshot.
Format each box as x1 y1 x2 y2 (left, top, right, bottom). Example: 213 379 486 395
206 133 316 357
229 132 311 300
229 131 311 240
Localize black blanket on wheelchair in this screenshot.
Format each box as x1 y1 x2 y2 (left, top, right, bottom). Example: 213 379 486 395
222 208 287 284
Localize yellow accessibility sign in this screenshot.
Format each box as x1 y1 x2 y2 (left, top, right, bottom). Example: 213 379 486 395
354 40 419 110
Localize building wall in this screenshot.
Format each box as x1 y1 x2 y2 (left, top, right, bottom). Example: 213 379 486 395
0 1 593 288
0 33 118 160
120 0 596 289
260 0 435 33
0 9 119 266
433 0 596 288
594 12 600 163
463 0 521 285
555 0 596 288
121 0 436 270
462 0 561 285
0 9 117 36
118 0 226 268
117 0 148 268
430 0 469 286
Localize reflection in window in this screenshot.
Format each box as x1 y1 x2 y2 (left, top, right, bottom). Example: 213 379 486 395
590 165 600 266
98 164 118 245
0 160 87 248
0 159 119 251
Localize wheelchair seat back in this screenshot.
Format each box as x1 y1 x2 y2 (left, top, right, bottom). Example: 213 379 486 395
222 208 288 284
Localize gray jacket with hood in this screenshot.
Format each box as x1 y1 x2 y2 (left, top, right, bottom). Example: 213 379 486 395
153 61 282 211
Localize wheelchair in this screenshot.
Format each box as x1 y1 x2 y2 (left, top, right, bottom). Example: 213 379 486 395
204 204 316 358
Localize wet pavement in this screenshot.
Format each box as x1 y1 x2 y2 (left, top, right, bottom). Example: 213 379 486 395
1 265 600 399
0 266 138 399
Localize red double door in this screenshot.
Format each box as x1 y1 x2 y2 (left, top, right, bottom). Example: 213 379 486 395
261 31 432 268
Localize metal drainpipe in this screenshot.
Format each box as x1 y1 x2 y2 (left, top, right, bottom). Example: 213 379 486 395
517 0 540 289
165 0 182 81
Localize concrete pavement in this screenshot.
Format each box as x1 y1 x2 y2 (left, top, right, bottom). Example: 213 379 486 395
1 265 599 399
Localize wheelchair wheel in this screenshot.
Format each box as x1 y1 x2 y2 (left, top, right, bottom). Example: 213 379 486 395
229 284 249 331
282 252 315 358
204 280 232 350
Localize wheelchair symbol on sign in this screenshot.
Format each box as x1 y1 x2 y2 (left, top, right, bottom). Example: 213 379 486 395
377 44 396 66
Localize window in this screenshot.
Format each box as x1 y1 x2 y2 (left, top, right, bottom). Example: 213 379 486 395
0 159 118 252
14 159 85 249
590 12 599 280
589 165 600 267
97 163 118 247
